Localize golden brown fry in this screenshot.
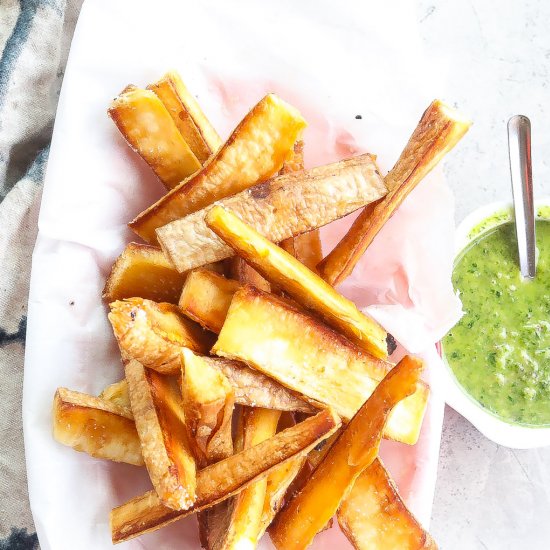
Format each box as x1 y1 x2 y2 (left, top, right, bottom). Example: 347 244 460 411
53 388 143 466
258 413 305 539
286 429 341 502
130 94 306 243
125 360 196 510
110 408 340 543
108 298 214 374
148 71 222 163
102 243 188 304
213 286 428 444
99 379 131 412
181 348 234 467
338 458 437 550
178 269 240 333
318 100 471 286
281 231 323 273
227 257 271 292
157 153 387 272
214 408 281 549
269 356 423 549
206 205 388 359
206 356 315 413
108 86 201 189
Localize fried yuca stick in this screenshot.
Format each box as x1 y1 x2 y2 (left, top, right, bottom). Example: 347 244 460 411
125 360 196 511
103 243 189 304
338 458 437 550
108 298 215 374
53 388 143 466
108 86 201 189
269 356 424 549
110 408 340 543
206 205 388 359
214 408 281 549
258 413 306 539
179 269 240 332
213 286 428 444
148 71 222 164
318 100 471 285
181 348 234 467
130 94 306 244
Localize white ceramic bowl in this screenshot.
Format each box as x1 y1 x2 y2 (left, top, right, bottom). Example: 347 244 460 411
438 198 550 448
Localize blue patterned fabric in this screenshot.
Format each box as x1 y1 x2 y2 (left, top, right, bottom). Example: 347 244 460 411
0 1 83 547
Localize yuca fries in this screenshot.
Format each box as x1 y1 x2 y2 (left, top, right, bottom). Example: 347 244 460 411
179 269 240 333
213 286 428 444
103 243 188 304
130 94 306 243
318 100 471 285
157 153 387 272
148 71 222 164
110 408 340 542
53 388 143 466
53 82 455 549
108 298 214 374
206 205 388 359
181 348 234 466
109 86 201 189
269 356 423 549
126 360 196 510
338 458 437 550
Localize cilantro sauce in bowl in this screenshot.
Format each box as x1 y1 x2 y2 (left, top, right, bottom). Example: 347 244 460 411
439 200 550 448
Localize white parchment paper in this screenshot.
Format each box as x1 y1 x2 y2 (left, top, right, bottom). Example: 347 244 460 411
23 1 461 548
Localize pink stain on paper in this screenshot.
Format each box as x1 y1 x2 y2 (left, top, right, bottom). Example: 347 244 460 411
205 73 363 168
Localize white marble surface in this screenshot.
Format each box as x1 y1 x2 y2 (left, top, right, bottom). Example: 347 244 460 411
417 2 550 549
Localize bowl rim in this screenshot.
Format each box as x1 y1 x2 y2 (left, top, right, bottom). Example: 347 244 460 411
437 197 550 449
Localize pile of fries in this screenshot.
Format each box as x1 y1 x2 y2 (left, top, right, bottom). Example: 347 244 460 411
52 70 470 549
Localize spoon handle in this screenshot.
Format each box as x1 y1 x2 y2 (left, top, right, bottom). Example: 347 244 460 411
507 115 536 279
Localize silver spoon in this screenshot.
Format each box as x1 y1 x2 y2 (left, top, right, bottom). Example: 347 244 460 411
507 115 536 279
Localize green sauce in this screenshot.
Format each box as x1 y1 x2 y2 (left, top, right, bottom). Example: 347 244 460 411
443 220 550 426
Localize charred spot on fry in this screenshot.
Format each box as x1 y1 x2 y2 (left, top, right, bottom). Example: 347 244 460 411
386 333 397 355
314 439 327 452
250 182 272 200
